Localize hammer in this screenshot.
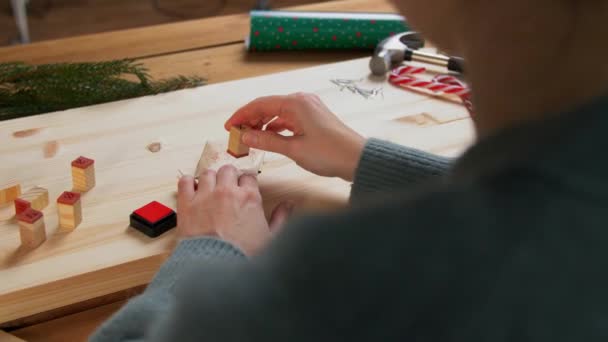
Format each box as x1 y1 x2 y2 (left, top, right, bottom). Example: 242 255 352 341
370 32 465 76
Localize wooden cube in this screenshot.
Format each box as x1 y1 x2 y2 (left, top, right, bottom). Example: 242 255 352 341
15 186 49 215
227 125 250 158
71 156 96 192
18 208 46 248
0 180 21 206
57 191 82 231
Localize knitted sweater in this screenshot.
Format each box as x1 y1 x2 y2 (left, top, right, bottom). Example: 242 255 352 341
91 96 608 342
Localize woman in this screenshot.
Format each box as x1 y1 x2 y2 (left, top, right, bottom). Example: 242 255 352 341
92 0 608 340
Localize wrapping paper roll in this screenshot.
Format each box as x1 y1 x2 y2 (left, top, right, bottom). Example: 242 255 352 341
247 10 409 51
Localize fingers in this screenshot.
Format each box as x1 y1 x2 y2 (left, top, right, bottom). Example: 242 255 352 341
266 117 297 133
269 201 295 234
197 169 216 194
241 130 293 155
225 95 293 131
177 175 196 204
216 165 238 187
238 174 258 190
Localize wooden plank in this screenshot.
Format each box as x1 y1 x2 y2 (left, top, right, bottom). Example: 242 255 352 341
12 301 126 342
0 254 165 325
0 0 327 46
0 0 398 64
141 43 369 82
0 58 474 324
0 284 145 330
0 330 26 342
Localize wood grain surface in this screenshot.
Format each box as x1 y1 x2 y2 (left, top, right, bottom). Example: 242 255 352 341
141 43 369 82
0 0 397 64
0 330 26 342
0 0 328 46
12 301 125 342
0 0 462 338
0 0 400 336
0 57 474 325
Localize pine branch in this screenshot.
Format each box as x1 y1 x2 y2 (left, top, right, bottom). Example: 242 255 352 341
0 60 206 121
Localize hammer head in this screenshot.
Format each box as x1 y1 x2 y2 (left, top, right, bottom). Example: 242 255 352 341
370 31 424 76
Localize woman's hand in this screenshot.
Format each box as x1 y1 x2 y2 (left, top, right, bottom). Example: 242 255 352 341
177 165 293 256
225 93 366 182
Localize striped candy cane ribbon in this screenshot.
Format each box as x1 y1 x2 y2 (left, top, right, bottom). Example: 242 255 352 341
389 65 474 114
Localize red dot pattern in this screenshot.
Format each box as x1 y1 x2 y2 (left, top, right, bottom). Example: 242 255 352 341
248 14 409 51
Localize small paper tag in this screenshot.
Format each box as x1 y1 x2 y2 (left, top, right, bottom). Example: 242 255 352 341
195 140 265 177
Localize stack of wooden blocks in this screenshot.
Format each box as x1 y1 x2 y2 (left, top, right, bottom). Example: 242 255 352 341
1 156 95 249
5 126 254 247
72 156 96 192
57 191 83 232
15 186 49 215
17 208 47 248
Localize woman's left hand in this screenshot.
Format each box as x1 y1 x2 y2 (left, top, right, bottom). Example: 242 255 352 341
177 165 293 256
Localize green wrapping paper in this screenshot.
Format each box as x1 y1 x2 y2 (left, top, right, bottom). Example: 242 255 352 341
247 10 409 51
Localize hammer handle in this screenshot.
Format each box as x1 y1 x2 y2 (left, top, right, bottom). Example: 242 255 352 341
406 50 465 74
447 57 465 74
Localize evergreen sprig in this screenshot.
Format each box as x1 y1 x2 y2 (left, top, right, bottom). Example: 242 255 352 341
0 60 205 121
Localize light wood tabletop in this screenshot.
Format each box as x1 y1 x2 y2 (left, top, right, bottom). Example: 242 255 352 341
1 0 403 340
0 0 397 83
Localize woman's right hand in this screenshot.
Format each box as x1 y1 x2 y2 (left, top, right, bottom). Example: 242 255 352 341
224 93 366 182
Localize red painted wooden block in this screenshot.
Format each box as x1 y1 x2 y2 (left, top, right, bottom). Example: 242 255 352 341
57 191 81 205
14 198 31 215
71 156 95 169
17 208 43 224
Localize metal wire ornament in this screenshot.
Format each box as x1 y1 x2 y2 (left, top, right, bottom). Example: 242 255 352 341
330 79 384 100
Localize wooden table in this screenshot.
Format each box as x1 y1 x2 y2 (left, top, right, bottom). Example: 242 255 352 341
0 1 405 340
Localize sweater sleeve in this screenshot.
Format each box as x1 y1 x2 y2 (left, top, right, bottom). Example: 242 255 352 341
89 238 245 342
129 187 491 342
350 138 453 202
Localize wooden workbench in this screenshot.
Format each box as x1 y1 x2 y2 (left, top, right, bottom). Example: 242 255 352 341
0 1 468 341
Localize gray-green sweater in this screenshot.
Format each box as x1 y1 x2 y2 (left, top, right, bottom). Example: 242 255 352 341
91 96 608 341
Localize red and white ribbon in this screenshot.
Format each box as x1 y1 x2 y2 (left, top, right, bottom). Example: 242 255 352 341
389 65 474 114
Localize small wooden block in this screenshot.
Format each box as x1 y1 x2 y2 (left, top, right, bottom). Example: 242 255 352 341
71 156 96 192
14 198 31 215
15 186 49 214
227 125 250 158
72 156 94 169
57 191 83 231
17 208 46 248
0 180 21 206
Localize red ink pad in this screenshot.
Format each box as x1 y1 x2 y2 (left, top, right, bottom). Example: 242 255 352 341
130 201 176 238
